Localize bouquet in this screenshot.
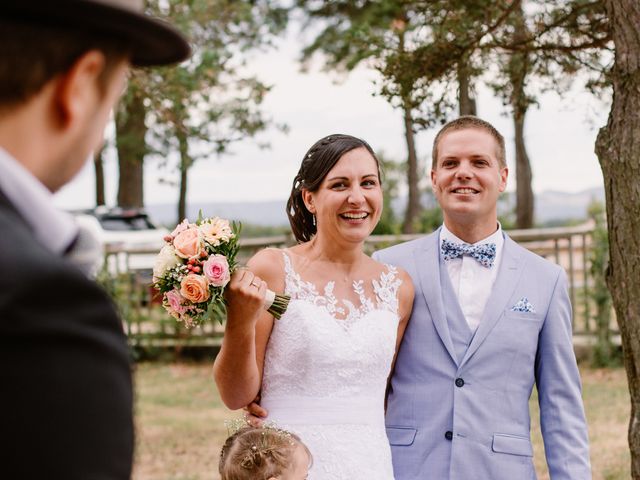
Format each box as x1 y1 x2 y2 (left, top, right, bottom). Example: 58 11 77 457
152 215 289 328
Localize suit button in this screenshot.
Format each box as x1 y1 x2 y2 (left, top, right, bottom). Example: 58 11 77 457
455 378 465 387
445 431 453 441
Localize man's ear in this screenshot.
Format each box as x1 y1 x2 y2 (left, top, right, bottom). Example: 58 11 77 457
53 50 106 128
430 169 438 193
301 189 315 214
498 166 508 192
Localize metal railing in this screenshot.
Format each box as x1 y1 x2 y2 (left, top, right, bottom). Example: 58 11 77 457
102 222 603 347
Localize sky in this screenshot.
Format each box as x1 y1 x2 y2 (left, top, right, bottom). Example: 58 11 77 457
53 27 610 210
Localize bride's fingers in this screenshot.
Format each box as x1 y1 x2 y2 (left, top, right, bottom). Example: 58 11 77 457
245 401 268 418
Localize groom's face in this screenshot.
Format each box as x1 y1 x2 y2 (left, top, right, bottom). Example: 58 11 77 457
431 127 508 228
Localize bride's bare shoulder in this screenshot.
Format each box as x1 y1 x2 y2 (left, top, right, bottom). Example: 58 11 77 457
246 247 287 290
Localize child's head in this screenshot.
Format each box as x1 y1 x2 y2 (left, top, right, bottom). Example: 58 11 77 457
219 425 312 480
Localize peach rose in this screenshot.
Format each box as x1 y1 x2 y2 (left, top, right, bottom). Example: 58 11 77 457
203 254 230 287
173 227 204 259
180 274 210 303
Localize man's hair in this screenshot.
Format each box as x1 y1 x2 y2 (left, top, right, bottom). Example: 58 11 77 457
0 20 130 112
431 115 506 169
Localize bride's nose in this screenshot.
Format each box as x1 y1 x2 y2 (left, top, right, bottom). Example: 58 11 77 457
347 186 365 204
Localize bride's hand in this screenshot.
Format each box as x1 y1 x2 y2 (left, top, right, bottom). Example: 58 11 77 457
243 396 268 426
224 268 267 326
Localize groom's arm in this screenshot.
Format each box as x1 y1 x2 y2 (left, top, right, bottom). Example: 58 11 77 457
535 269 591 479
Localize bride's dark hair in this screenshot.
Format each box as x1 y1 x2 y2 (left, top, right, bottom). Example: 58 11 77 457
286 133 380 243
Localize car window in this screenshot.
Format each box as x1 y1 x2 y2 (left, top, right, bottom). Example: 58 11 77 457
99 216 156 231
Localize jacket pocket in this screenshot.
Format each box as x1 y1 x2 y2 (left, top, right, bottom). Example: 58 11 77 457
491 433 533 457
386 426 417 446
503 310 544 322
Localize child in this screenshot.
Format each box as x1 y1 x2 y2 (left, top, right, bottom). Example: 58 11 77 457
219 425 312 480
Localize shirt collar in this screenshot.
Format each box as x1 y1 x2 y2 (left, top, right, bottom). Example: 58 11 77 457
440 222 504 252
0 147 78 255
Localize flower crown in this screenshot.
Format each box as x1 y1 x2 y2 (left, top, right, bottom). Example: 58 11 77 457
223 418 296 470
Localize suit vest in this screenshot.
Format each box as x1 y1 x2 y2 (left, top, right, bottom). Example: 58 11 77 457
439 255 474 364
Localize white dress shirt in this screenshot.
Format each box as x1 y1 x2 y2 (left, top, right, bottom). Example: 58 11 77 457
440 223 504 331
0 147 77 255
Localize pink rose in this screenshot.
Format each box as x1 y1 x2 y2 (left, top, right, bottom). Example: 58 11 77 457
203 254 230 287
171 219 191 237
164 289 186 317
173 227 204 259
180 274 210 303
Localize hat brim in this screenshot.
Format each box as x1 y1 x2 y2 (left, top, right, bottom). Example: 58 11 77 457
1 1 190 66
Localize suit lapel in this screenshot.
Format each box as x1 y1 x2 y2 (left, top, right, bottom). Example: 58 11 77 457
460 235 526 368
0 186 28 228
414 229 459 366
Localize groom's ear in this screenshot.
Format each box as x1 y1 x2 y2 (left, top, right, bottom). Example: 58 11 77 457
301 189 315 214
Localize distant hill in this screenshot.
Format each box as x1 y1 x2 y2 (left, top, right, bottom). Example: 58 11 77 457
146 200 289 227
145 187 605 228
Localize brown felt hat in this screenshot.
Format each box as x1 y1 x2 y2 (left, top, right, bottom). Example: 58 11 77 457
0 0 191 66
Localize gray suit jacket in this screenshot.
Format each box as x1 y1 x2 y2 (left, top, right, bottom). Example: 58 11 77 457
374 229 591 479
0 188 134 479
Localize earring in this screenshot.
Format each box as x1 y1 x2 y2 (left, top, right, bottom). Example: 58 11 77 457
312 214 316 226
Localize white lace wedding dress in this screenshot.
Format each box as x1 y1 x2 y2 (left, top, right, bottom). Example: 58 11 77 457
260 252 401 479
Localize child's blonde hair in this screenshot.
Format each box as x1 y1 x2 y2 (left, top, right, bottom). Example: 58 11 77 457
219 425 311 480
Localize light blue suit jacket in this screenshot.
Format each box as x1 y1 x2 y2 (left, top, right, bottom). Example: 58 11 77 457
374 230 591 479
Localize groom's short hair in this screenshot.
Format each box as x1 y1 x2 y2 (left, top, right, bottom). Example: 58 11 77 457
432 116 507 169
0 21 129 113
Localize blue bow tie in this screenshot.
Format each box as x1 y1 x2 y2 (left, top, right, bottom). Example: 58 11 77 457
441 238 496 268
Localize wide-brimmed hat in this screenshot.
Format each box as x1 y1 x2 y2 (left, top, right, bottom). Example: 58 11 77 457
1 0 190 66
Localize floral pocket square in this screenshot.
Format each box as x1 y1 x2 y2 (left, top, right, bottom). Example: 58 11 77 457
511 297 535 313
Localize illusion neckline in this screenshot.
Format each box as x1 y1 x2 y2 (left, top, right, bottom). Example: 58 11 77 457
281 250 400 324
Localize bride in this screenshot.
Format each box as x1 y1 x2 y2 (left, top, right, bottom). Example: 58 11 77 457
213 134 414 479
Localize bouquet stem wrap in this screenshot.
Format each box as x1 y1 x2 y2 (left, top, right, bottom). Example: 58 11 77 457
264 289 289 320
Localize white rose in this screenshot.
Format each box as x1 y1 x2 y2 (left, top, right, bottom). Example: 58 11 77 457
153 244 181 281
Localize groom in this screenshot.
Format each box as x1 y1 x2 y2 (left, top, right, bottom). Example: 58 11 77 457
374 116 591 479
0 1 189 478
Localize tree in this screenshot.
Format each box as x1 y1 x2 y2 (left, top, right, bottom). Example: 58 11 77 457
296 1 431 233
487 3 535 228
115 0 287 219
594 0 640 474
93 148 106 207
116 78 147 208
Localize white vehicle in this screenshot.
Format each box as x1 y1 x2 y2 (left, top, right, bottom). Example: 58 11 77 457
73 207 168 276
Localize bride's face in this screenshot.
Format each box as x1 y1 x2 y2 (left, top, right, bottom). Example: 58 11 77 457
304 147 383 244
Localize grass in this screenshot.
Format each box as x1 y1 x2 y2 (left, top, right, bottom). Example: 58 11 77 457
133 363 631 480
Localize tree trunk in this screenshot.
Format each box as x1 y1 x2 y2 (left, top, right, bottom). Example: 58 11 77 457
595 1 640 476
401 102 421 233
176 124 191 223
513 110 534 228
396 26 421 234
94 147 105 207
115 89 147 209
510 3 534 229
457 57 477 116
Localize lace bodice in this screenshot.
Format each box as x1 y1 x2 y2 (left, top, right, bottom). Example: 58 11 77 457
260 251 402 479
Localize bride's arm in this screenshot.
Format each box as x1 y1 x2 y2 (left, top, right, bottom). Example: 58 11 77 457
213 249 283 410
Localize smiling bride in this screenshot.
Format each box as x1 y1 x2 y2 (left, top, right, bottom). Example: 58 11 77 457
213 134 414 479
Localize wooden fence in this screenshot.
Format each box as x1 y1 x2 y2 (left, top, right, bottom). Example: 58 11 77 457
103 222 608 348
